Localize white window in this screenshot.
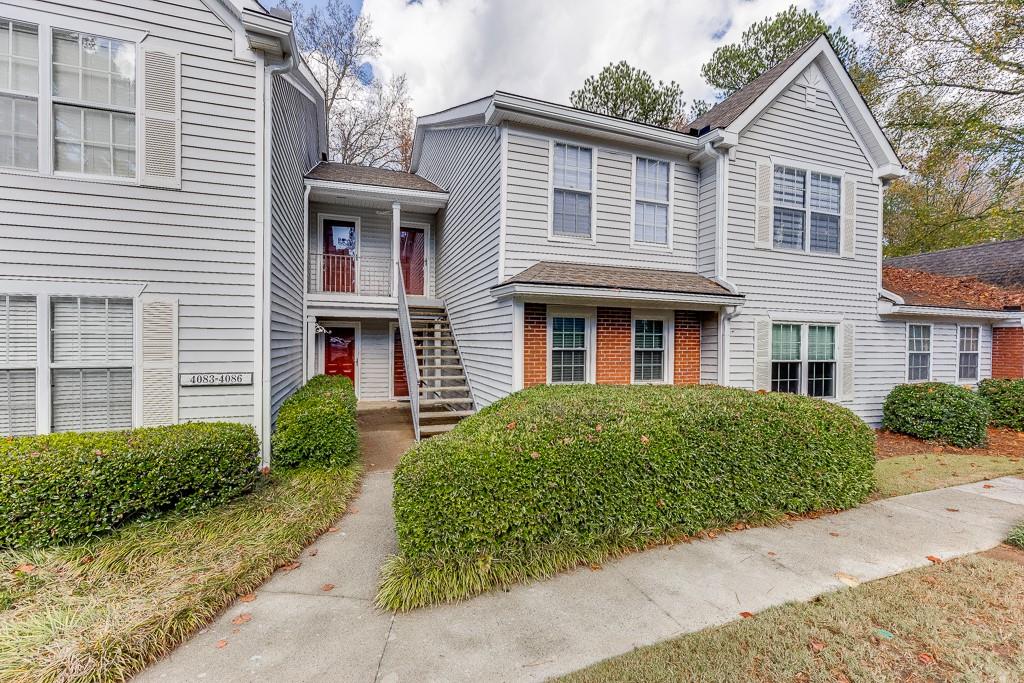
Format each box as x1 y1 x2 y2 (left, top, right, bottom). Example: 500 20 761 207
771 323 836 397
550 316 588 383
552 142 593 239
52 30 136 177
773 165 841 254
907 324 931 381
958 325 980 381
50 296 133 432
0 295 38 435
633 318 666 382
634 157 670 246
0 19 39 171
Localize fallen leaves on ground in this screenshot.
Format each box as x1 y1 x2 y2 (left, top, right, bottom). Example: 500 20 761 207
810 638 826 653
280 561 302 571
835 572 860 587
239 593 256 603
918 652 935 665
927 556 944 564
215 640 228 649
308 548 318 557
231 613 252 626
14 564 36 574
321 583 335 592
739 611 754 619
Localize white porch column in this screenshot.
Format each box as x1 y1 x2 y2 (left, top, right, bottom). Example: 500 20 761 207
391 201 401 295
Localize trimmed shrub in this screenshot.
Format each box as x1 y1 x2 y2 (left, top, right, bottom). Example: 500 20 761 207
378 384 876 610
271 374 359 468
882 382 989 447
0 422 259 548
978 379 1024 431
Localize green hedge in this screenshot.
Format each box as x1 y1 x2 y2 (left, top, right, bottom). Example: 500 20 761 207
0 422 259 548
271 374 359 468
978 379 1024 431
378 384 876 610
882 382 989 447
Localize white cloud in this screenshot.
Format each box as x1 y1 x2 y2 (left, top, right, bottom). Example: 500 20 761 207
361 0 853 115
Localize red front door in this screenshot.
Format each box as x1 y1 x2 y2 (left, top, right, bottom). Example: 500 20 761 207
323 219 356 292
324 327 357 386
399 227 425 295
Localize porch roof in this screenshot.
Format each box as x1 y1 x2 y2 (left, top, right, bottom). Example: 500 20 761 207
305 162 449 210
306 162 445 193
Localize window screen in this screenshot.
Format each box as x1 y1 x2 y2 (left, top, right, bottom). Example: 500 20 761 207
551 316 587 383
552 143 592 238
633 319 665 382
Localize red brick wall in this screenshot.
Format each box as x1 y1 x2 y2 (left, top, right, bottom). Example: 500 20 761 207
674 311 701 385
596 307 632 384
993 326 1024 379
523 303 548 387
392 327 408 397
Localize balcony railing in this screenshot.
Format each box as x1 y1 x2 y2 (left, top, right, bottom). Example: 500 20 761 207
308 253 392 296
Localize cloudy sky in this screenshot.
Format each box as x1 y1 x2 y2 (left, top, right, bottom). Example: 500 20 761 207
301 0 855 115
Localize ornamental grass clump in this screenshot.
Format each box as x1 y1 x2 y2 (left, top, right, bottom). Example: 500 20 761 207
377 384 876 611
271 374 359 468
882 382 989 448
978 378 1024 432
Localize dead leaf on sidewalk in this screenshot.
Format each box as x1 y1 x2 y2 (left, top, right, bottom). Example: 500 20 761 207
926 555 943 564
835 572 860 587
321 583 335 592
239 593 256 603
281 561 302 572
983 484 994 489
327 527 338 533
231 613 252 626
308 548 319 557
945 508 960 512
215 640 228 649
829 532 841 537
739 611 754 619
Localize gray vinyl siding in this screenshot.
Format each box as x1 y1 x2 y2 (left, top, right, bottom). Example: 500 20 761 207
700 313 719 384
503 128 700 277
0 0 258 423
416 126 510 406
696 158 718 277
269 75 322 420
358 319 392 401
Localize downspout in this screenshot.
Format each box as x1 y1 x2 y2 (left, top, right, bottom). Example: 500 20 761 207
254 46 299 469
715 145 733 386
301 183 311 381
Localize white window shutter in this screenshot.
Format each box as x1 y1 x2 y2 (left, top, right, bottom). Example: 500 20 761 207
755 317 772 390
841 321 855 401
0 295 37 436
841 179 856 257
140 47 181 189
141 296 178 427
755 161 772 248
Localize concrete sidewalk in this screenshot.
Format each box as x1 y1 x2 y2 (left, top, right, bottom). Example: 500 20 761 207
138 475 1024 683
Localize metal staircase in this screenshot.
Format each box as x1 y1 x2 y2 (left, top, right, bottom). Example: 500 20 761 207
406 305 475 437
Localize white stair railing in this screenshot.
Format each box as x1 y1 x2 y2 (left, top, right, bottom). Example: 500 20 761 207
395 260 421 440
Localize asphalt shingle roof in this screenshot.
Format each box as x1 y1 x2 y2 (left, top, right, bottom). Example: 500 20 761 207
882 266 1024 312
498 262 740 297
306 162 445 193
884 238 1024 288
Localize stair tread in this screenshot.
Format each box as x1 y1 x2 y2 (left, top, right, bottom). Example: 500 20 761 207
419 409 475 419
419 423 459 436
420 397 474 406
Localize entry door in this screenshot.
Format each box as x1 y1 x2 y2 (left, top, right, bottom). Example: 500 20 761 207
323 219 357 292
324 327 357 386
399 227 425 295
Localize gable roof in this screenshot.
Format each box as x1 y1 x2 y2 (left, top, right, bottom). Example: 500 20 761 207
688 36 819 133
497 261 739 298
882 266 1024 312
884 238 1024 288
306 163 444 193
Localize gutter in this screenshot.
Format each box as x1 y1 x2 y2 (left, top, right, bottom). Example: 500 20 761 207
877 300 1019 320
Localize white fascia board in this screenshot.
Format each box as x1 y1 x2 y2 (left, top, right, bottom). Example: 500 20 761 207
879 288 906 305
994 315 1024 328
490 282 744 308
305 179 449 208
199 0 257 61
878 301 1017 320
410 95 493 171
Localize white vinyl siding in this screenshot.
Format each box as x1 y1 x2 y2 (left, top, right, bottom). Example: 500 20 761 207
958 325 980 382
0 295 37 435
633 157 670 246
552 142 593 239
907 323 931 381
50 296 133 431
0 19 39 171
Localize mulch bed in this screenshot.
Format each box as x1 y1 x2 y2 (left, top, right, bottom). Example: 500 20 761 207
876 428 1024 460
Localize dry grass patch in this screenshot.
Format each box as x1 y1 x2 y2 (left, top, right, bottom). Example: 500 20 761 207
561 552 1024 683
874 453 1024 498
0 464 360 683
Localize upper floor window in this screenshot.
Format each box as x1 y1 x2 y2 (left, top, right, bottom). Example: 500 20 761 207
552 142 592 239
0 19 39 171
958 325 980 381
773 165 841 254
52 30 136 177
634 157 670 246
907 323 931 381
771 323 836 397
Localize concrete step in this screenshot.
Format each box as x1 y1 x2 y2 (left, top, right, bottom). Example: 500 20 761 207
419 409 475 420
419 422 458 437
420 397 474 407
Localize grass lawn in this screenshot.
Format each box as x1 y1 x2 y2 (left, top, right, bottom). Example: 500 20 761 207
0 464 361 683
874 452 1024 498
561 549 1024 683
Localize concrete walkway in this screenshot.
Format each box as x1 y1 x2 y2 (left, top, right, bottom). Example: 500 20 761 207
138 475 1024 683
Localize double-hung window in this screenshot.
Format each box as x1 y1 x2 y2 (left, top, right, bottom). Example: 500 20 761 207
550 316 587 383
0 295 38 435
52 30 136 178
773 165 841 254
771 323 836 397
50 296 133 432
907 324 931 381
634 157 670 246
958 326 980 382
552 142 593 238
633 318 666 383
0 19 39 171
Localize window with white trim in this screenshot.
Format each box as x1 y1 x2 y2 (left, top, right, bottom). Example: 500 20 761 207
0 295 38 435
907 324 931 381
634 157 670 245
50 296 133 432
550 316 587 383
52 30 136 177
771 323 836 397
0 19 39 171
552 143 592 238
633 318 666 382
958 325 980 381
773 165 841 254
